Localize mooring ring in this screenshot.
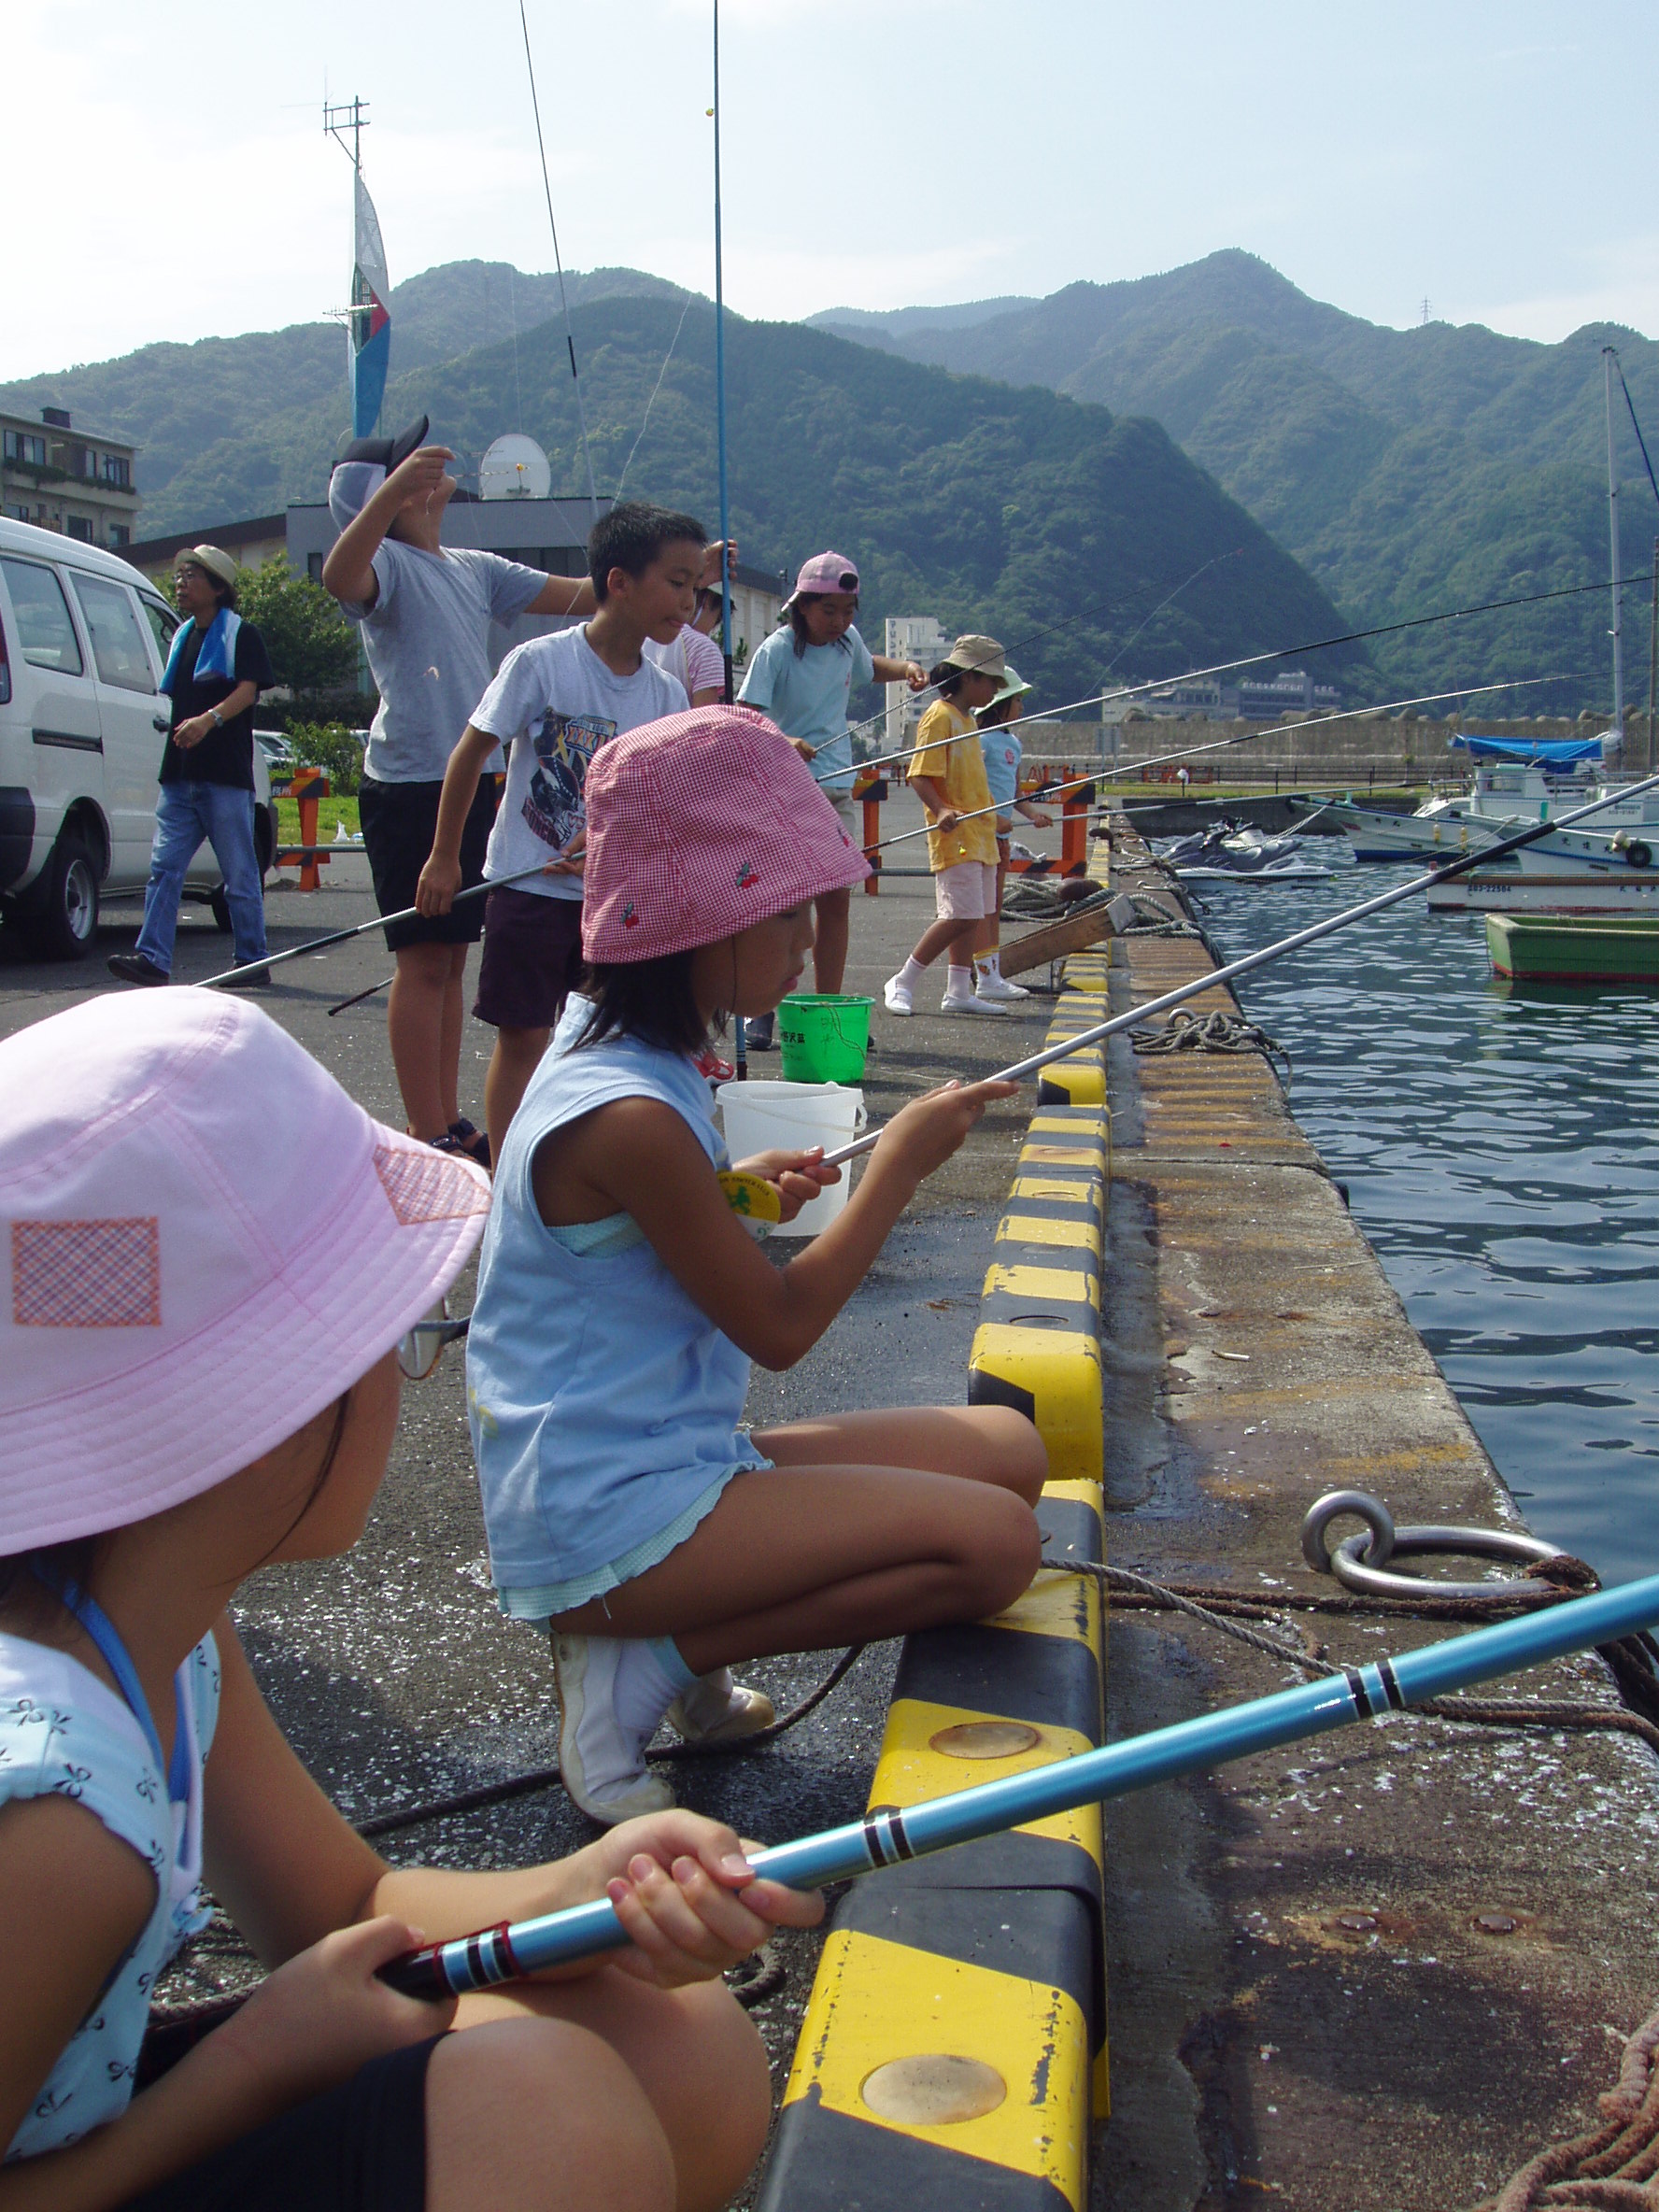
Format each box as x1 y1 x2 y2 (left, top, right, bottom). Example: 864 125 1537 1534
1301 1489 1396 1575
1329 1524 1566 1600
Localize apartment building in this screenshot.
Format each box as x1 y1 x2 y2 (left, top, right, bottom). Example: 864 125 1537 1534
1 406 140 548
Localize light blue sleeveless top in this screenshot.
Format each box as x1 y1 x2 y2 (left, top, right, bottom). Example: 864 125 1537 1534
467 1000 766 1608
1 1629 220 2162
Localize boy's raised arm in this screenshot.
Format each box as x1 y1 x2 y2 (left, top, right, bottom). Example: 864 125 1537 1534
321 447 454 607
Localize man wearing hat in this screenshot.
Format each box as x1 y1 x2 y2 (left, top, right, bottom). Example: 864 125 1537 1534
108 546 275 988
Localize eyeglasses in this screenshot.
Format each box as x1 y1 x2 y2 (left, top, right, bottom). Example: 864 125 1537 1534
397 1301 471 1381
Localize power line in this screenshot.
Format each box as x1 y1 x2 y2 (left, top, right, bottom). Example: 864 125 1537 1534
518 0 599 518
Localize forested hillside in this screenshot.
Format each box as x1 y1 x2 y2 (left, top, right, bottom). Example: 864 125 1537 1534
0 284 1368 712
811 251 1659 706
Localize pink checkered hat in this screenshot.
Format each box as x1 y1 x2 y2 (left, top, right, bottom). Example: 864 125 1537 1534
0 989 489 1551
582 704 872 963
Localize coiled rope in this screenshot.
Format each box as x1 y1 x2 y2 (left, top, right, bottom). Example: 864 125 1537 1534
1463 2001 1659 2209
1130 1006 1294 1087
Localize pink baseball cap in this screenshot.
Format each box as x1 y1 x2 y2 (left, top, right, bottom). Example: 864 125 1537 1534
582 704 872 963
786 549 859 604
0 990 489 1551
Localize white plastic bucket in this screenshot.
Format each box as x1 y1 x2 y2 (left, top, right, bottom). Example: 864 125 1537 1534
716 1080 866 1239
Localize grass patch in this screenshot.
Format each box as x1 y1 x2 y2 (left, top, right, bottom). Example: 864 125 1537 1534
276 795 361 844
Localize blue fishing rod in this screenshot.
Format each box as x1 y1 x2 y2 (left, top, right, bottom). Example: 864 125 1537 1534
379 1567 1659 1994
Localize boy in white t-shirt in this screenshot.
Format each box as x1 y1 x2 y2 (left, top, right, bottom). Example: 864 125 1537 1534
645 585 727 705
417 503 703 1161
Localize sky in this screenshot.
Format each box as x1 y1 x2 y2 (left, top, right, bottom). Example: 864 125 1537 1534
8 0 1659 383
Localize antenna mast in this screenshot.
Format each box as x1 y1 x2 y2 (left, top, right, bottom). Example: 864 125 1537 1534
323 94 368 174
1605 347 1625 738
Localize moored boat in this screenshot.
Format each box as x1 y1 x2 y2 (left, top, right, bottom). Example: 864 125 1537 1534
1485 911 1659 983
1331 730 1652 861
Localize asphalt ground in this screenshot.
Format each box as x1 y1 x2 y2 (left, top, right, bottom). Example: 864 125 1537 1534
0 786 1068 2201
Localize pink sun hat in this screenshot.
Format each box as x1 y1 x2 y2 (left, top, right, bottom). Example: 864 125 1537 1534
785 549 860 604
0 989 489 1552
582 703 871 964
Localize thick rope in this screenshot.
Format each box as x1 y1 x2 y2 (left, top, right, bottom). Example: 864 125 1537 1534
1462 2002 1659 2209
1130 1006 1294 1087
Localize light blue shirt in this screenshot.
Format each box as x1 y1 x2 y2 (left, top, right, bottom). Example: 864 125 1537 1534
1 1631 220 2162
738 623 876 793
981 725 1024 813
467 1000 766 1602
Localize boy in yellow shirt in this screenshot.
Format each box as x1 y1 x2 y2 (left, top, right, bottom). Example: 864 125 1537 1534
883 634 1008 1016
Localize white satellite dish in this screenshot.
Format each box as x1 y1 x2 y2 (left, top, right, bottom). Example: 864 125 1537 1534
479 432 552 501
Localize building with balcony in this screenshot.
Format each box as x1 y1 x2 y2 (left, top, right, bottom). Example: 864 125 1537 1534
1 406 141 549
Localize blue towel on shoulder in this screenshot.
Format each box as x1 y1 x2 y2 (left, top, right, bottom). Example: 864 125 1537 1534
161 608 241 696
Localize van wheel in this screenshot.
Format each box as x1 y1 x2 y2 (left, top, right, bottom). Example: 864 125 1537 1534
210 886 234 933
26 830 101 961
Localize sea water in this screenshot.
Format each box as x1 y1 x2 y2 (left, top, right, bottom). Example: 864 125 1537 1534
1198 845 1659 1585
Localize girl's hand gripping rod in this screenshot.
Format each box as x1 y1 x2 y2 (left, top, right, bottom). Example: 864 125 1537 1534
815 769 1659 1171
377 1567 1659 1995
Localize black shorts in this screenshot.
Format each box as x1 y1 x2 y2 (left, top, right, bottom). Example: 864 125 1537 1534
358 775 498 953
474 884 586 1032
115 2035 439 2212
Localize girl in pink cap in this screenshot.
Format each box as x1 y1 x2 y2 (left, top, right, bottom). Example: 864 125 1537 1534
0 990 819 2212
465 703 1046 1824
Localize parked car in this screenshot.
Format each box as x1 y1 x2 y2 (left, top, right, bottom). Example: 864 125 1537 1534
0 518 278 959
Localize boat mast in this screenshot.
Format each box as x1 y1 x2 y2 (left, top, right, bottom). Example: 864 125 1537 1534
1604 347 1625 742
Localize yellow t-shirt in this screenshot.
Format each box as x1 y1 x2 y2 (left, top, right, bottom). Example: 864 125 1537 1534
907 699 999 871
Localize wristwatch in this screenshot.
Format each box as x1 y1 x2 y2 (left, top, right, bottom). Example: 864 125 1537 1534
209 708 225 730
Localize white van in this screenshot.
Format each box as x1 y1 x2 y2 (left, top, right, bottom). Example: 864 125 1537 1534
0 518 277 959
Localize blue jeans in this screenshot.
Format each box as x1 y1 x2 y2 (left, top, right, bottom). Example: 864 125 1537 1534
135 781 267 972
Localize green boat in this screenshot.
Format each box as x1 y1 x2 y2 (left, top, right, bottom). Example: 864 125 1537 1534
1486 912 1659 984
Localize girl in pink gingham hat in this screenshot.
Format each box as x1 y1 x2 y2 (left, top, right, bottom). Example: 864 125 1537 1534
0 987 820 2208
464 704 1048 1827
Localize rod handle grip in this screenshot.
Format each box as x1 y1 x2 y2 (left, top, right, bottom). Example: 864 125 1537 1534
376 1943 454 2000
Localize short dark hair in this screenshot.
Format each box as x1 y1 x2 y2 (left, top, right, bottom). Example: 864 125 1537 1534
929 660 967 700
575 952 717 1057
588 502 708 603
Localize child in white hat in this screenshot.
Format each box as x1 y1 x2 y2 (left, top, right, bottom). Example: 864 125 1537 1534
0 989 816 2210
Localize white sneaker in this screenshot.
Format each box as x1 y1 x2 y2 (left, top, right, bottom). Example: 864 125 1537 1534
552 1633 676 1824
883 973 915 1015
941 987 1006 1015
974 971 1030 1000
666 1667 777 1744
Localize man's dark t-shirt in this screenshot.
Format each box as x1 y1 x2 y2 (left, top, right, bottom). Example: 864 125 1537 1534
159 618 275 789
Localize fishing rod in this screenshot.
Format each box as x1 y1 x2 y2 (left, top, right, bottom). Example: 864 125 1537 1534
817 766 1659 1168
711 0 744 1084
864 674 1589 857
193 856 564 992
377 1565 1659 1995
519 0 599 518
822 565 1656 785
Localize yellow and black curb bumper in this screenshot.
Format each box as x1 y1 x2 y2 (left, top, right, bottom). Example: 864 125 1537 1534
758 959 1113 2211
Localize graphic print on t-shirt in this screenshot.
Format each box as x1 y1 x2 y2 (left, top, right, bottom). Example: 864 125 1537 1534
522 711 615 850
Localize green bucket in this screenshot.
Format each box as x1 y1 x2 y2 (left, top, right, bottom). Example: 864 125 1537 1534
777 993 874 1084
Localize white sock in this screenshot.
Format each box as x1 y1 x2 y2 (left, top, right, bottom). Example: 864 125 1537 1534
611 1636 694 1739
974 951 1001 980
898 955 927 987
946 964 975 997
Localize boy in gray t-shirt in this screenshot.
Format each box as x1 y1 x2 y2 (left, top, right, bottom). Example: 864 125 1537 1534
415 502 704 1164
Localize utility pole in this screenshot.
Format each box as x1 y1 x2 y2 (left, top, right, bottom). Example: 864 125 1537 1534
1649 536 1658 774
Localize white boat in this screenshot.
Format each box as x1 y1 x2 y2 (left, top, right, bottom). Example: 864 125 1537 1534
1329 731 1657 861
1427 840 1659 914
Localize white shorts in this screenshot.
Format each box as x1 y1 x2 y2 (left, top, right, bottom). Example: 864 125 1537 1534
933 858 998 921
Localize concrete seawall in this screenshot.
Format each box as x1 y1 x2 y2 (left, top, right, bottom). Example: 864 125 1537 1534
1092 817 1659 2208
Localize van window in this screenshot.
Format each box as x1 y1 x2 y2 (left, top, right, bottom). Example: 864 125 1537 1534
0 559 84 676
70 574 157 693
139 596 180 665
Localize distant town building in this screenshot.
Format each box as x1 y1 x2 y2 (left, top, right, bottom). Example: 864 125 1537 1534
883 616 949 752
122 514 290 590
1103 667 1340 722
1 405 140 548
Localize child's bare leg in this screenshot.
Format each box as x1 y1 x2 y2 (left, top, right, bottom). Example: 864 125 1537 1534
485 1023 551 1165
388 941 462 1141
439 943 469 1127
754 1403 1046 1503
452 1975 768 2212
556 1459 1042 1671
425 2014 674 2212
812 886 850 993
907 915 980 970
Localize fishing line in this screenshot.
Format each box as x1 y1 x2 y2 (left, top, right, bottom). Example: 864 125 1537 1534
614 291 695 499
816 767 1659 1169
1614 352 1659 511
518 0 600 518
823 566 1655 787
376 1567 1659 1992
865 672 1593 855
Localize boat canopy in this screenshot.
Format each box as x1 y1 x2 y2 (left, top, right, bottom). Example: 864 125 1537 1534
1450 730 1619 765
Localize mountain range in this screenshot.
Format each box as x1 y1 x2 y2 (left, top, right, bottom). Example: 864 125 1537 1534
809 251 1659 712
0 265 1365 715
